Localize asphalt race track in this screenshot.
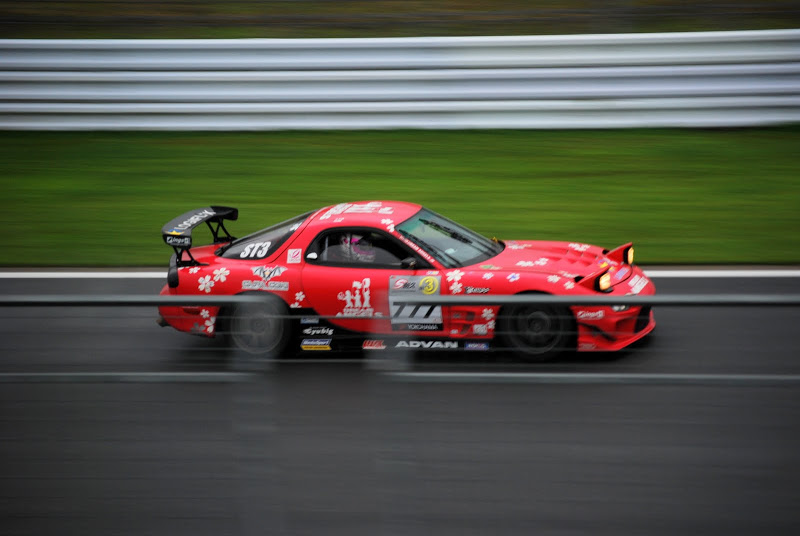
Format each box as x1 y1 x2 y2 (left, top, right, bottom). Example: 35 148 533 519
1 271 800 535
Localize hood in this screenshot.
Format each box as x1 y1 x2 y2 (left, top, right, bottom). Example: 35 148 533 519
473 240 624 279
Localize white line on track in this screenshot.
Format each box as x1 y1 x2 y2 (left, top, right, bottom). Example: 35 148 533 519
1 269 799 279
387 372 800 385
0 372 254 383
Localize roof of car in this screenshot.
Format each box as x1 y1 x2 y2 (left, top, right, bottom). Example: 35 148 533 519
305 201 422 231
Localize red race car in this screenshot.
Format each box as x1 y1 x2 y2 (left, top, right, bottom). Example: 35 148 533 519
157 201 655 360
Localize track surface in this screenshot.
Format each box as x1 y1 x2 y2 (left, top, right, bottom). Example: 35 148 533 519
1 273 800 535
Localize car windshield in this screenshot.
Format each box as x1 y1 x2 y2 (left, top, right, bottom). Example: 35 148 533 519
396 208 504 268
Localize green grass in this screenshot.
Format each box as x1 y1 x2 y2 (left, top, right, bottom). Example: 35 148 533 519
1 0 798 38
1 129 798 266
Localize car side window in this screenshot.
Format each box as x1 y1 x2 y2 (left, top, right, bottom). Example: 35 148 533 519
309 229 422 268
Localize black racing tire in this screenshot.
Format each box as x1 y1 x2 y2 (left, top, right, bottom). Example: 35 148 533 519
225 292 291 361
499 293 575 362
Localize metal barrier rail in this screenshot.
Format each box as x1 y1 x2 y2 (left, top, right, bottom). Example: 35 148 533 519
2 29 799 129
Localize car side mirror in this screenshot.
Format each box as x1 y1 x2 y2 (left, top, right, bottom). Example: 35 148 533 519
400 257 417 269
306 252 318 260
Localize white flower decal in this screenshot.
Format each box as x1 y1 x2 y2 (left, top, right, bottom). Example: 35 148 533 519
508 243 530 250
205 317 216 334
200 309 210 319
212 267 230 282
446 270 465 283
564 281 575 290
189 267 200 274
568 243 590 252
291 291 306 308
547 275 560 283
507 273 520 282
481 308 495 321
450 282 463 294
487 320 496 330
198 275 214 293
381 218 395 232
560 271 579 279
516 261 534 267
534 258 549 266
482 273 494 280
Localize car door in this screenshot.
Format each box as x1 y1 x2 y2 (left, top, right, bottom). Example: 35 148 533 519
300 227 436 334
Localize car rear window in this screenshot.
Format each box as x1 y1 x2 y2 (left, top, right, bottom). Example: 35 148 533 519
219 212 311 260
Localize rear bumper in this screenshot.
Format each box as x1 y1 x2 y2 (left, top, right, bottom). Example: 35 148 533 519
574 267 656 352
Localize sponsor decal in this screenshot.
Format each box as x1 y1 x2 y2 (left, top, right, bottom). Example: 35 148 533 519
465 342 490 351
390 275 443 331
168 209 216 235
395 341 458 349
287 249 302 264
243 265 289 290
381 218 395 232
319 201 393 220
303 327 334 336
465 286 490 294
252 265 287 282
482 273 494 280
614 267 631 280
405 323 442 331
628 274 649 295
393 278 415 290
426 271 439 276
240 241 272 259
473 324 489 335
362 340 386 350
577 310 605 320
507 273 521 282
337 278 374 317
579 342 597 351
242 278 289 292
507 242 532 250
568 243 590 252
165 235 191 247
480 265 502 270
267 281 289 291
301 338 331 351
300 317 319 324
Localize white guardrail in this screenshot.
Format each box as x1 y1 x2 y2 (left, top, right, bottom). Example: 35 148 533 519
1 29 799 129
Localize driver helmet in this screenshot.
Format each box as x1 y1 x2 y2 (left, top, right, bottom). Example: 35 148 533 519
341 234 375 263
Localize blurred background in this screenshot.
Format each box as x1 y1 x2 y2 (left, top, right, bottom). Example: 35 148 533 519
1 3 800 536
1 0 799 37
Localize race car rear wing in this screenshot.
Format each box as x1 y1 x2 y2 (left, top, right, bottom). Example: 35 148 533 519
161 206 238 266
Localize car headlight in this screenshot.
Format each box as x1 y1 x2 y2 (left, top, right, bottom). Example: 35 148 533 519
626 246 634 265
597 272 612 292
612 305 630 312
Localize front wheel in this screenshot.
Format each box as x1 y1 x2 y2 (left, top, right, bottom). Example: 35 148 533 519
499 299 574 362
226 292 291 360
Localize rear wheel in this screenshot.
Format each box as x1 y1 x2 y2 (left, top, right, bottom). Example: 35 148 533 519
500 296 574 362
226 292 291 360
